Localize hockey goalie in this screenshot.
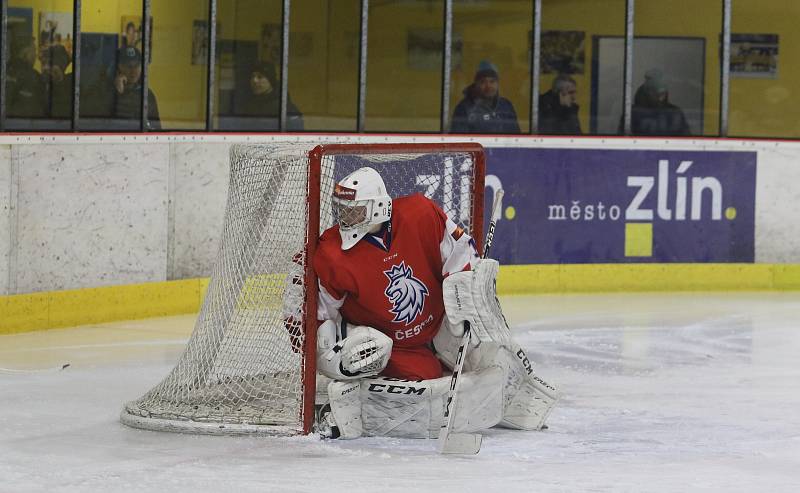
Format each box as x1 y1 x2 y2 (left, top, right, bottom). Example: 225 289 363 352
311 166 560 440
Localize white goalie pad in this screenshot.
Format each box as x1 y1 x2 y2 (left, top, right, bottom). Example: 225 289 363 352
434 328 561 431
325 367 505 439
433 326 504 373
317 321 393 381
497 344 561 431
442 259 511 344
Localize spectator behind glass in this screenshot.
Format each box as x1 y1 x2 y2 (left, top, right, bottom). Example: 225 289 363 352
7 36 45 118
113 46 161 130
40 44 73 119
539 74 582 135
451 60 520 134
627 68 691 136
237 61 304 131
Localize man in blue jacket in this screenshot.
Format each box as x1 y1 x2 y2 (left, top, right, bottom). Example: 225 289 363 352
451 61 520 134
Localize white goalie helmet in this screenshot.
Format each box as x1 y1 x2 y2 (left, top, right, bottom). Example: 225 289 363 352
332 167 392 250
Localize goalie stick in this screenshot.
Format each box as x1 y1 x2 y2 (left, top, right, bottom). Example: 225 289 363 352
438 188 504 455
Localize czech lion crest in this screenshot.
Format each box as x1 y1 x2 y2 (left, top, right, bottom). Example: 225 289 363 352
384 261 429 325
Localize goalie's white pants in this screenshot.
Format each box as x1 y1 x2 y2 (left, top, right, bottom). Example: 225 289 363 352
324 328 559 439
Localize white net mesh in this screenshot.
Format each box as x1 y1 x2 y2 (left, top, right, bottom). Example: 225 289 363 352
120 143 483 435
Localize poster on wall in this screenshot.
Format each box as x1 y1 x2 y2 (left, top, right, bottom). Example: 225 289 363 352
260 24 281 64
38 11 73 56
730 34 778 79
483 148 756 265
257 24 314 66
191 20 208 65
407 29 463 71
8 7 33 43
120 16 142 51
538 30 585 74
217 40 236 90
119 16 153 62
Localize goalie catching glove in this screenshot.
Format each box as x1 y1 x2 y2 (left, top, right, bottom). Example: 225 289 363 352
442 258 511 345
317 320 393 381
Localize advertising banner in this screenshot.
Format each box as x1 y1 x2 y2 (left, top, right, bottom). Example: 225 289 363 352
485 148 757 264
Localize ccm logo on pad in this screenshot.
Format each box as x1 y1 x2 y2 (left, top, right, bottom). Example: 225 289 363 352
367 383 427 395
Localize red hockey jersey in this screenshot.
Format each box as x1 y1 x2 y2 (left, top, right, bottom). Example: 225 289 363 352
313 193 478 348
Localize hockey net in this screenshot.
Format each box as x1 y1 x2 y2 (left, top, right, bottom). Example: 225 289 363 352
120 142 485 435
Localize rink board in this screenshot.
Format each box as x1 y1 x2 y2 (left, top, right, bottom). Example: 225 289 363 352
1 134 800 332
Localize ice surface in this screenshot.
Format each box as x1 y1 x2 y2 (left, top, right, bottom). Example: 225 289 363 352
2 293 800 492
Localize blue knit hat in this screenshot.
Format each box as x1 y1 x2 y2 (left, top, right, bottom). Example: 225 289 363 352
474 60 499 81
644 68 667 94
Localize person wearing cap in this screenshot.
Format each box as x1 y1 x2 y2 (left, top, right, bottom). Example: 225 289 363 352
40 43 72 119
237 60 304 131
113 46 161 130
451 60 520 134
538 74 582 135
628 68 690 136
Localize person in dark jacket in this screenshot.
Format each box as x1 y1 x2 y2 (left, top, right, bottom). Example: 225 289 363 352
451 60 520 134
7 36 45 119
628 68 690 136
239 61 304 131
40 43 73 119
538 74 582 135
113 46 161 130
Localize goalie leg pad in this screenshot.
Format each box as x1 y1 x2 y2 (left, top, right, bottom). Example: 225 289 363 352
435 327 562 431
442 259 510 344
359 367 505 439
496 345 561 431
326 380 363 439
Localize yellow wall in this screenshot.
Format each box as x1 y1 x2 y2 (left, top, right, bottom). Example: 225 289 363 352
11 0 209 128
366 0 800 138
635 0 721 136
83 1 209 128
150 0 209 128
9 0 75 71
539 0 625 135
288 0 359 130
730 1 800 138
451 0 534 133
365 0 444 131
9 0 800 136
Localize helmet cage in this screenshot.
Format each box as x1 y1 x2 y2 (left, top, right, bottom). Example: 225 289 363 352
333 197 373 231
